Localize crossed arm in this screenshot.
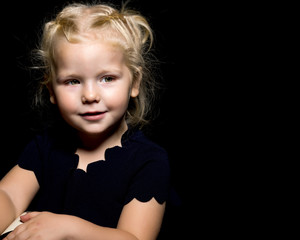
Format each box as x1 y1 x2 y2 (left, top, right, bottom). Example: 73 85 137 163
0 166 166 240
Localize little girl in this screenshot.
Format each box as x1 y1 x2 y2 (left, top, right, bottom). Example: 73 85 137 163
0 2 170 240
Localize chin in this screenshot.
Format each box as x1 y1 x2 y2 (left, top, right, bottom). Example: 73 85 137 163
79 128 107 136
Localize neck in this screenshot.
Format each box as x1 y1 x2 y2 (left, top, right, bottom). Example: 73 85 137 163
78 120 128 151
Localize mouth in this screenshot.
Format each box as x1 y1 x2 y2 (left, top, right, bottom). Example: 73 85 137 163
79 111 106 120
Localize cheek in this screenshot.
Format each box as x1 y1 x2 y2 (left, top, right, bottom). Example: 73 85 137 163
103 87 131 109
58 99 75 112
54 91 78 112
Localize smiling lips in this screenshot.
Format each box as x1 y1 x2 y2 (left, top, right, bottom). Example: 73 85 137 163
79 111 106 121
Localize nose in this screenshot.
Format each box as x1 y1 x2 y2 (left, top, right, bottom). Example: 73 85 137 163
81 82 100 104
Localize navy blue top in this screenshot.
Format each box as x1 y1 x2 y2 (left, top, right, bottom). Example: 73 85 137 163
18 125 170 228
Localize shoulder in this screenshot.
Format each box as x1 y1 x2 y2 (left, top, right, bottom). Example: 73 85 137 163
18 124 76 166
120 128 170 178
26 124 77 152
123 128 169 161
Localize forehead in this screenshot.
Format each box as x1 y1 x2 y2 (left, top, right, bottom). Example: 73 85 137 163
53 30 126 59
54 40 126 69
49 28 132 78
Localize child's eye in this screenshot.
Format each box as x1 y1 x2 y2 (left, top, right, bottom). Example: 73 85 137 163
67 79 80 85
100 76 114 83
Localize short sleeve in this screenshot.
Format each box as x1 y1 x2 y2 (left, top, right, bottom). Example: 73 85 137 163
17 135 46 185
124 146 171 204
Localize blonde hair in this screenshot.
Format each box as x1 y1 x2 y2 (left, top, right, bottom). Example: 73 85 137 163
33 1 160 128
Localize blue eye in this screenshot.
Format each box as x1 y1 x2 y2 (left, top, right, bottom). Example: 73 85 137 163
67 79 80 85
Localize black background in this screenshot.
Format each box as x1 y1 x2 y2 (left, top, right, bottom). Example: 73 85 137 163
0 1 288 238
0 0 215 238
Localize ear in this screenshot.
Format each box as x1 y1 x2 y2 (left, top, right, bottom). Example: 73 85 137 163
47 83 57 104
130 71 141 98
50 95 56 104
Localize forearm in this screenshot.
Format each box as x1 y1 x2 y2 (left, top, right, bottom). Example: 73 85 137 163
0 189 17 234
65 215 139 240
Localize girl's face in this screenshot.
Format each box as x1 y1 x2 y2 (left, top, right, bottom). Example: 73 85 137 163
49 38 139 137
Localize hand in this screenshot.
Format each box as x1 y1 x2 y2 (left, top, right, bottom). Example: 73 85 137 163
3 211 69 240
